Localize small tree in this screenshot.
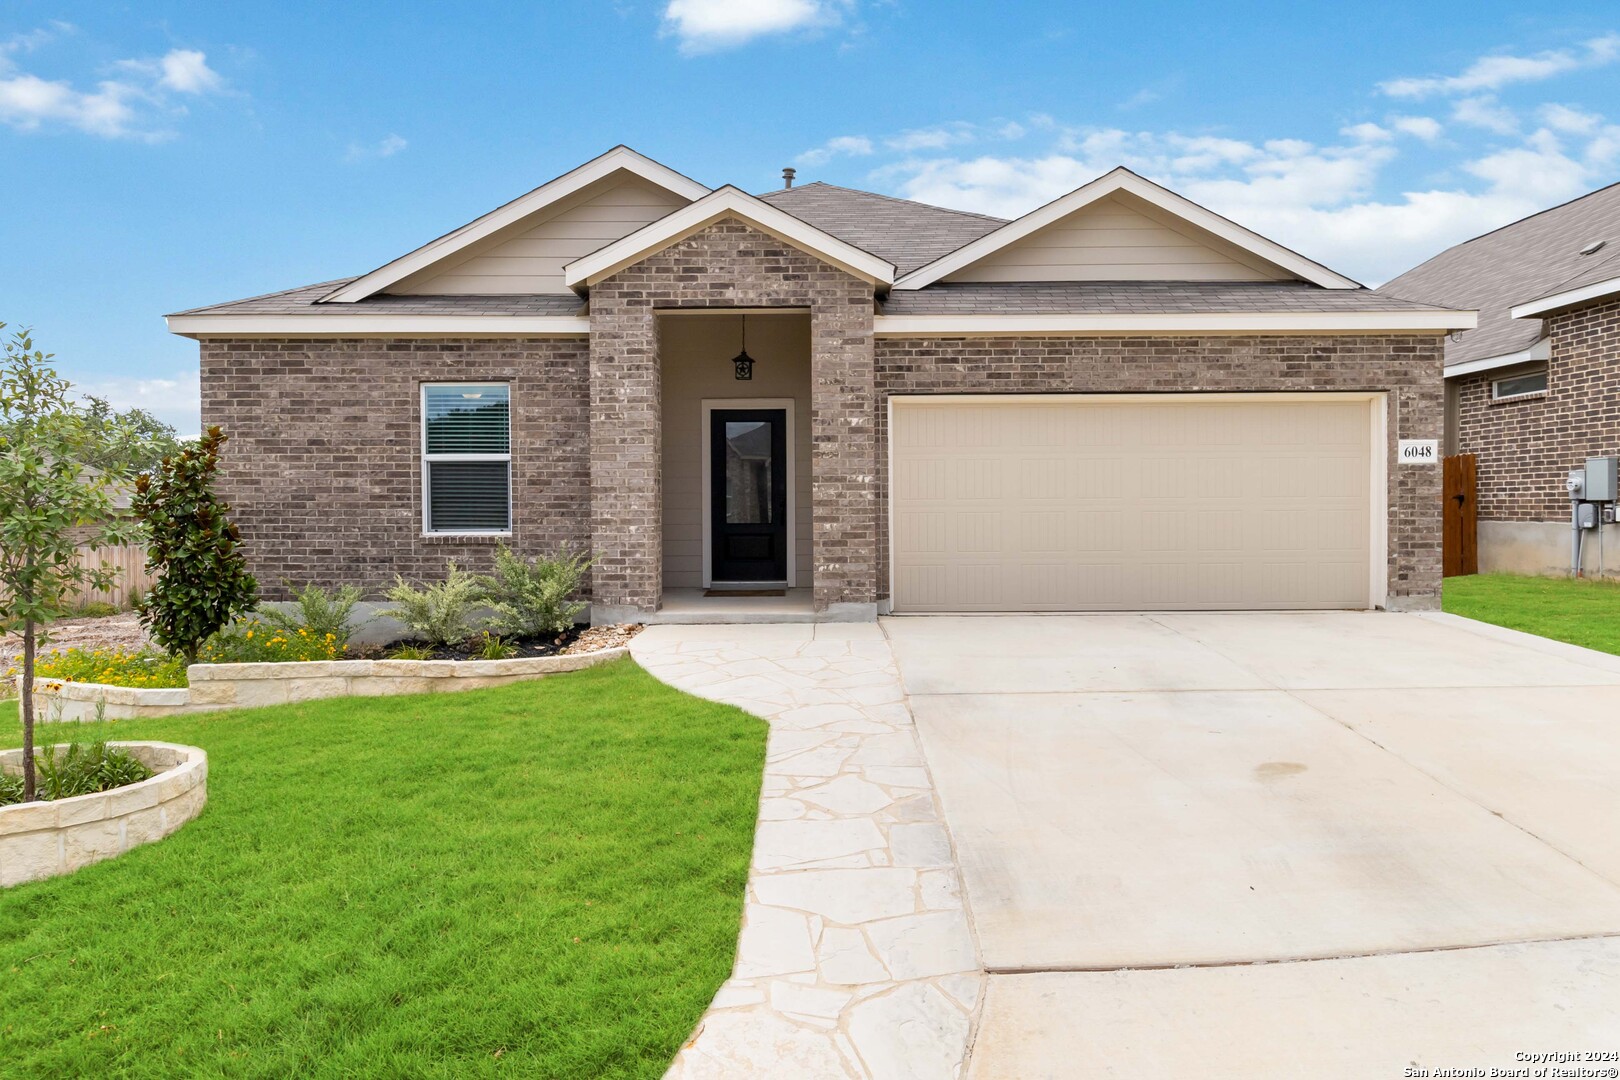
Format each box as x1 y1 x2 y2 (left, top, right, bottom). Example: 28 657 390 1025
0 326 141 801
132 426 259 664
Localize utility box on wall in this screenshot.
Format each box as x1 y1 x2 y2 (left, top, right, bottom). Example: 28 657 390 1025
1585 457 1620 502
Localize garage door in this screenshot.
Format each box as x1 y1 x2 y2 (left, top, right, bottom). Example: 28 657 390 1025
891 395 1376 612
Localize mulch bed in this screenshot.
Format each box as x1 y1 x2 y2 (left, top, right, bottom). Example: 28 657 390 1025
364 624 644 662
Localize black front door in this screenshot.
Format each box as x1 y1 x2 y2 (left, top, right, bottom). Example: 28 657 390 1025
710 408 788 583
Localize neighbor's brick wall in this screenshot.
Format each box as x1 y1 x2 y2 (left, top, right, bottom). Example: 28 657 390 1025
587 216 876 613
1456 296 1620 521
874 334 1446 608
199 338 590 598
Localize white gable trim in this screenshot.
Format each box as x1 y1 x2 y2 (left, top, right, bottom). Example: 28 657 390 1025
894 167 1362 291
1510 275 1620 319
873 310 1472 336
320 147 710 304
165 314 591 338
563 186 896 289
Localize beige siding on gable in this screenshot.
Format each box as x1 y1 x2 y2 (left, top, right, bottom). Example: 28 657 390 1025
942 192 1293 283
392 176 688 295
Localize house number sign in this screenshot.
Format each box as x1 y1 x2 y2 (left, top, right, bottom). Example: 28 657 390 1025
1397 439 1439 464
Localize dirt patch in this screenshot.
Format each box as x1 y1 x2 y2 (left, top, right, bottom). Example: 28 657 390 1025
2 614 151 668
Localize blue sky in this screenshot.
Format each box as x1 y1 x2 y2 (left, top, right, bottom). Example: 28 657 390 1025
4 1 1620 432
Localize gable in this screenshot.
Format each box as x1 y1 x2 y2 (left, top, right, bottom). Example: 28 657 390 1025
942 191 1294 284
390 175 688 296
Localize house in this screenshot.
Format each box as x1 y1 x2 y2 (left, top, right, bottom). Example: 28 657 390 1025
167 146 1472 621
1381 183 1620 576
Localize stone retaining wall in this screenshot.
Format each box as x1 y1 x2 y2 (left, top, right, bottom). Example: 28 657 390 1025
0 741 207 888
25 648 629 721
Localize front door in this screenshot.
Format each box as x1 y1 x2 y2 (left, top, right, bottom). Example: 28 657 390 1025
710 408 788 583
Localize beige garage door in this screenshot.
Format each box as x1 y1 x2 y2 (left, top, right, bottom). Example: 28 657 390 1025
891 395 1376 612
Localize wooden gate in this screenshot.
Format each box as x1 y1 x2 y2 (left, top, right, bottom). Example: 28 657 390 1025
1443 453 1478 577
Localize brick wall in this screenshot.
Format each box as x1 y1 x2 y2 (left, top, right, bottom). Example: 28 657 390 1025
874 334 1446 608
1456 296 1620 521
587 216 876 614
199 337 590 598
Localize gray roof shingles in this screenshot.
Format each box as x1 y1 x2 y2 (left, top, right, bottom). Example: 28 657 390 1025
171 280 586 317
1379 181 1620 366
757 182 1006 274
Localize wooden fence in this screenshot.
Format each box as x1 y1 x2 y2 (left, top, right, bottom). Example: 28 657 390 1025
69 542 157 609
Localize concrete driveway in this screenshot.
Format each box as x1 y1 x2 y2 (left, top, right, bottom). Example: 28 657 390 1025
885 611 1620 1078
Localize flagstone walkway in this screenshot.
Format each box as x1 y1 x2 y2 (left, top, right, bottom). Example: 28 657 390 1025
632 623 981 1080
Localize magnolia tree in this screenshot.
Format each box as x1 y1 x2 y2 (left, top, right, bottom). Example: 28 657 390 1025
0 325 143 802
132 426 258 664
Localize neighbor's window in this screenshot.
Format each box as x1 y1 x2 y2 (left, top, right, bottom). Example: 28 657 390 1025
1491 367 1548 401
422 383 511 534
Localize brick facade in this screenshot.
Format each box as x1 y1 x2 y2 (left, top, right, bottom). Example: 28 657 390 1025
199 255 1446 613
874 334 1446 608
199 337 590 598
1455 296 1620 521
586 216 876 615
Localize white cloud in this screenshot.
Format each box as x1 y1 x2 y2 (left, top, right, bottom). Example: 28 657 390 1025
796 134 872 166
1380 34 1620 97
1451 96 1518 135
661 0 850 54
1341 122 1392 143
345 133 409 162
0 37 225 140
1389 115 1443 141
886 124 977 152
72 370 201 434
1540 103 1602 135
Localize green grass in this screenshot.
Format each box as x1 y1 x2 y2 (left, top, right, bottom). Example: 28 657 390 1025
1444 572 1620 655
0 659 765 1079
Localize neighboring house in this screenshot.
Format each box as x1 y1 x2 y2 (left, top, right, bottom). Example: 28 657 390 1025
1382 183 1620 576
167 146 1472 621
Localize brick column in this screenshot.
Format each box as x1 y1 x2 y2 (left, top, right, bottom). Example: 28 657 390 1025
588 295 662 620
810 292 879 616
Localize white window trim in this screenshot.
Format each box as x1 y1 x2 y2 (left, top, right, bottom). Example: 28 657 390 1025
700 398 796 589
1490 365 1550 402
421 381 513 537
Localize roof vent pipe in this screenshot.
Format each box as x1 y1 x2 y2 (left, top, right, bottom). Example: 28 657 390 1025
782 167 796 189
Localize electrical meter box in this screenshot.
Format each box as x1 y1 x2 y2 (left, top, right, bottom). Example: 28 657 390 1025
1585 457 1620 502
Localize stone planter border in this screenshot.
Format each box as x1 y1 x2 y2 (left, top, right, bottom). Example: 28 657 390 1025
22 647 630 721
0 741 207 888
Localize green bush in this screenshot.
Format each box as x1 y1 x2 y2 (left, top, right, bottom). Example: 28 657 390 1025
30 647 188 689
383 561 483 646
385 643 434 660
474 632 516 660
71 600 120 618
478 543 592 640
260 583 366 647
0 741 153 806
133 426 260 663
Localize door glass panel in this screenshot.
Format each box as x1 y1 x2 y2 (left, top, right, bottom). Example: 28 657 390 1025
724 420 774 524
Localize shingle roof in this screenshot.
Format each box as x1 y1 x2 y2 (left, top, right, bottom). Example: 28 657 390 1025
757 182 1005 274
171 281 586 317
1379 181 1620 366
881 281 1449 315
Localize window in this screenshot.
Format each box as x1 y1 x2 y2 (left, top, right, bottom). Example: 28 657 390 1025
1491 367 1549 401
422 383 511 534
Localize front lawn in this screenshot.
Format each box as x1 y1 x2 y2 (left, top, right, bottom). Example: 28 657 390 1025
1443 572 1620 656
0 659 765 1078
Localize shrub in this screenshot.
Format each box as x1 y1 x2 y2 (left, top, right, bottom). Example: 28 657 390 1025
383 562 483 646
477 544 592 640
133 427 259 664
386 643 434 661
71 600 120 618
474 632 516 660
0 741 153 806
204 618 344 664
30 647 188 689
260 583 366 648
